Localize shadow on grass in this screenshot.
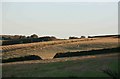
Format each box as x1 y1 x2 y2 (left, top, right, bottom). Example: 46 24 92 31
2 55 42 63
101 68 119 79
54 47 119 58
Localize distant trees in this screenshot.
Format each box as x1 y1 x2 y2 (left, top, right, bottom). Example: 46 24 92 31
81 36 86 38
1 35 27 40
1 34 57 45
88 36 92 38
19 36 26 39
1 35 11 40
69 36 79 39
1 34 92 46
88 35 120 38
1 34 39 40
13 35 21 39
30 34 38 38
69 36 86 39
39 36 57 41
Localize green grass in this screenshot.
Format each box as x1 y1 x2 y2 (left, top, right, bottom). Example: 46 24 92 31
2 54 118 77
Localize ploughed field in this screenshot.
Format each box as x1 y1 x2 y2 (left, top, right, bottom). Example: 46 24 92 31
1 37 119 60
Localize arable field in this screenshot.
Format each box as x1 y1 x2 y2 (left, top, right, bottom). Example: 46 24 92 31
1 37 119 77
1 37 119 60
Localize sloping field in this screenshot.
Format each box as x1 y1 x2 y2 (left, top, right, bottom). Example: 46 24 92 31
2 53 119 77
2 37 119 77
2 37 119 60
1 38 95 52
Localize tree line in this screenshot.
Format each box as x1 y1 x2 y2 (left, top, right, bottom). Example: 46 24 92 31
1 34 57 45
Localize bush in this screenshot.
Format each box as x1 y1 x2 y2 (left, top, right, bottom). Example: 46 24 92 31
69 36 79 39
81 36 86 38
30 34 38 38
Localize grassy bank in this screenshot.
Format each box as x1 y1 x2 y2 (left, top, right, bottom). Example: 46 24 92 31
2 54 118 77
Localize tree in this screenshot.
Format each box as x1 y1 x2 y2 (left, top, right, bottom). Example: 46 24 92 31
81 36 86 38
69 36 79 39
30 34 38 38
19 36 26 39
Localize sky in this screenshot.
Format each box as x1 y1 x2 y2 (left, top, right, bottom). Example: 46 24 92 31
1 1 118 38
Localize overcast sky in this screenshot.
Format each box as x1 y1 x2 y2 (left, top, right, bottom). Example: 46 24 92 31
2 2 118 38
